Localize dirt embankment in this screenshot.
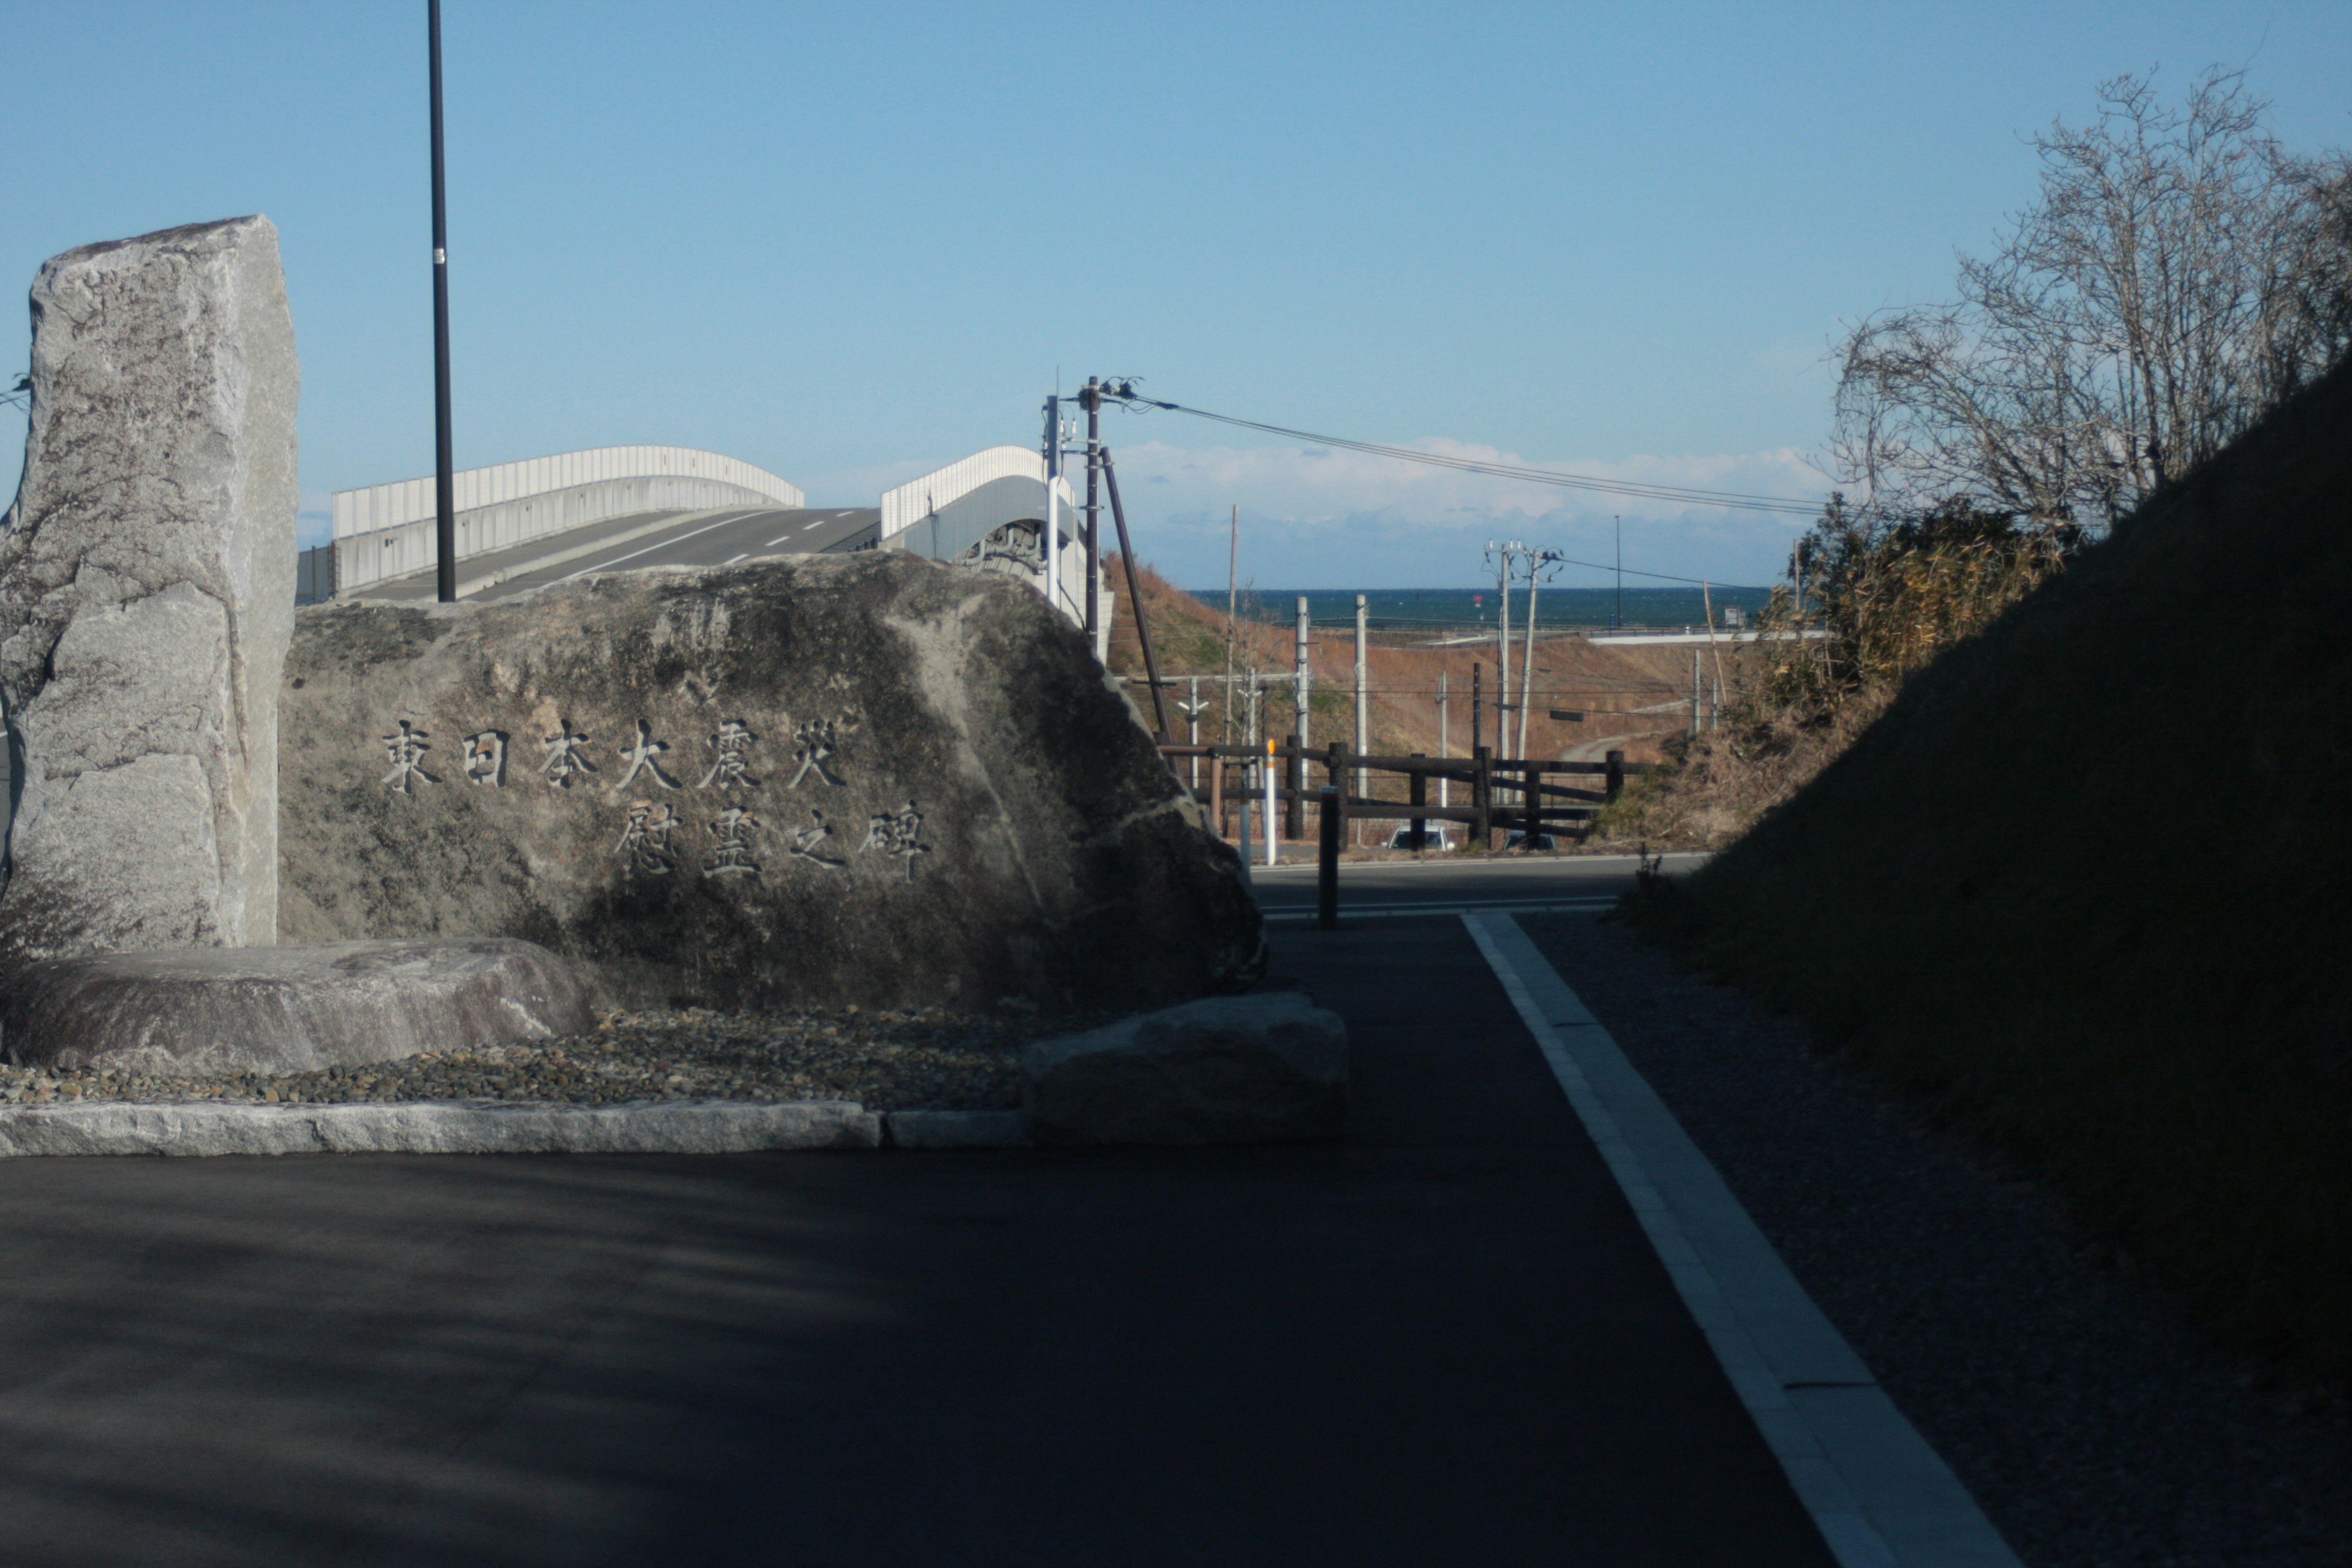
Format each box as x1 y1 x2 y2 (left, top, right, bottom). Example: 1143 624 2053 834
1632 354 2352 1391
1104 560 1726 769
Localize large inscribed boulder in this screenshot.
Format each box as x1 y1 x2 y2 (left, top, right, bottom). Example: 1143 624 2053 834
277 552 1261 1012
0 217 298 966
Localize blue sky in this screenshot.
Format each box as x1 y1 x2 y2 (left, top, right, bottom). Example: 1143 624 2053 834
4 2 2347 588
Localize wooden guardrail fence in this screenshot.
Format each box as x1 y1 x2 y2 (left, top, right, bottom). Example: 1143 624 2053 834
1155 736 1654 850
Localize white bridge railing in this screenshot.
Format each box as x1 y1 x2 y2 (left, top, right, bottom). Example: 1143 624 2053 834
331 445 803 594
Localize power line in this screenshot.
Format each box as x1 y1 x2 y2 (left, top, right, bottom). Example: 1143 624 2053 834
1104 389 1826 518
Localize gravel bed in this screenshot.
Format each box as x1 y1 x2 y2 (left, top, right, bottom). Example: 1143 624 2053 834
1520 911 2352 1568
0 1006 1042 1113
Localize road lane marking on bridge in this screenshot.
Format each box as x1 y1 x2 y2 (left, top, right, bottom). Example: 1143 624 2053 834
724 552 748 565
1463 911 2023 1568
555 510 767 581
803 519 826 529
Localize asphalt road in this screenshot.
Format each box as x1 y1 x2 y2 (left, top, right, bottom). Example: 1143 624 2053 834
0 911 1826 1567
364 507 882 603
1248 850 1711 922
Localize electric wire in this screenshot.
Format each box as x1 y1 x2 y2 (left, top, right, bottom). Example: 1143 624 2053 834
1106 391 1825 518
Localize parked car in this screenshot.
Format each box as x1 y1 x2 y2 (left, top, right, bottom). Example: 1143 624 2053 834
1503 829 1562 851
1384 824 1455 851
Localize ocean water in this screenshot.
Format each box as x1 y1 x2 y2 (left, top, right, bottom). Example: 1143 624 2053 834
1189 584 1776 633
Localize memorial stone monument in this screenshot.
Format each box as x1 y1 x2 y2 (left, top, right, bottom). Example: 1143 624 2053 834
0 217 295 966
279 555 1263 1012
0 217 1260 1059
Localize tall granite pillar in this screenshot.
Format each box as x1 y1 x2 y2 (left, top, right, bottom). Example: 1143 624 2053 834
0 217 297 966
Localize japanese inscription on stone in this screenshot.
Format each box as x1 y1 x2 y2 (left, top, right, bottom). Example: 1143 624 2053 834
383 721 437 794
706 807 761 877
699 720 758 791
541 723 596 788
862 800 930 881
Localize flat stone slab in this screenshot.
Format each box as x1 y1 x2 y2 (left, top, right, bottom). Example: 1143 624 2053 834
0 938 590 1075
0 1097 879 1156
1022 990 1348 1145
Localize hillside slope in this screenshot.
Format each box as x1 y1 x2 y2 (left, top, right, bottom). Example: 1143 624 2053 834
1104 562 1698 770
1640 357 2352 1384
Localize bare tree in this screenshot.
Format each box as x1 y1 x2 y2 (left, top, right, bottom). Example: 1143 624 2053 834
1831 69 2352 531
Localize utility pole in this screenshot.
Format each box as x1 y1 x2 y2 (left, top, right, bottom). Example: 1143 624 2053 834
1354 593 1368 811
1082 377 1102 650
1223 503 1238 742
1517 546 1561 761
1437 671 1449 810
1177 676 1208 796
1041 393 1062 616
1517 565 1540 760
1491 541 1513 761
1294 595 1311 752
428 0 457 604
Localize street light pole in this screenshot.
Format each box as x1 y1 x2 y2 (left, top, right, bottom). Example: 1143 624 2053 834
428 0 457 603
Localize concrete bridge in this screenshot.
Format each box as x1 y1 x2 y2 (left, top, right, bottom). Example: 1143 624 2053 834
327 445 809 597
318 442 1105 648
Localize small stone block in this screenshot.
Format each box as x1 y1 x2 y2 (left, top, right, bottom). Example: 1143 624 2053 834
1021 990 1348 1146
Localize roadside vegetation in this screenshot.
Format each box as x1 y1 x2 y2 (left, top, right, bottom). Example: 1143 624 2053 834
1615 69 2352 1390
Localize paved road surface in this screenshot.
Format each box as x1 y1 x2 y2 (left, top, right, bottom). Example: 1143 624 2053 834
364 507 881 603
0 907 1829 1567
1249 850 1710 921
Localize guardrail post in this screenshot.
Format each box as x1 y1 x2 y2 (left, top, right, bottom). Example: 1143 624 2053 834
1208 750 1224 835
1284 734 1305 842
1472 745 1491 851
1408 754 1427 851
1523 763 1542 849
1317 785 1340 929
1327 741 1351 851
1604 749 1626 803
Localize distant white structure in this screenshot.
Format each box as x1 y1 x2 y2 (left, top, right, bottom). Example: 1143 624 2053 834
878 445 1098 644
331 446 802 594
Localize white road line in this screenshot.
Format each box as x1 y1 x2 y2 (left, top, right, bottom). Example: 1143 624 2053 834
556 511 763 581
723 553 748 565
1462 913 2023 1568
765 536 791 546
801 520 824 530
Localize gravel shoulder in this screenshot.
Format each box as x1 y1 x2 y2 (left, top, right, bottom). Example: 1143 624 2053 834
1520 912 2352 1568
0 1006 1043 1114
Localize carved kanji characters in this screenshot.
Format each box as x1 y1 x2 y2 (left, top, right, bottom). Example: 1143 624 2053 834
786 718 845 788
613 718 679 791
382 720 439 794
464 730 507 786
541 723 597 788
860 799 930 882
698 719 759 791
616 799 679 875
706 807 763 878
786 809 843 870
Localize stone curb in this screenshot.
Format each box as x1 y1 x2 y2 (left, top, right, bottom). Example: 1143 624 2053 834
883 1109 1033 1148
0 1099 883 1157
